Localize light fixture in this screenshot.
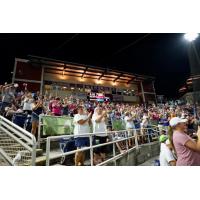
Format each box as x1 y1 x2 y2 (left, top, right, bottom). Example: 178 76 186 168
112 81 116 86
97 79 101 84
184 33 199 42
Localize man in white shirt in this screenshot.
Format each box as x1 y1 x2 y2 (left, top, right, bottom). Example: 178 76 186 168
140 112 149 143
73 105 92 166
159 135 176 166
92 106 107 164
124 111 135 147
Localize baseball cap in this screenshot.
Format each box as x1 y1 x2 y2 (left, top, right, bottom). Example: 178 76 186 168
169 117 187 127
159 135 168 143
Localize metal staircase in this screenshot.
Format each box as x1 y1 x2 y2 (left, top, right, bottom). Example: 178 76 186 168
0 116 37 166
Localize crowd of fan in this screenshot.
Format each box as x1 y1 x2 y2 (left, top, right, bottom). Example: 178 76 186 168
1 83 200 166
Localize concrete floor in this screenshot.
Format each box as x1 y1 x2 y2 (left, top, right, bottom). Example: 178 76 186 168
139 156 159 166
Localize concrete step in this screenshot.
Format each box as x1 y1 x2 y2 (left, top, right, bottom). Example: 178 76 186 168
0 147 44 164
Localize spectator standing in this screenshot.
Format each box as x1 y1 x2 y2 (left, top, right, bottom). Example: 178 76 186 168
169 117 200 166
92 106 108 164
159 135 176 166
22 92 33 115
51 97 62 116
73 106 92 166
31 98 46 136
124 111 135 147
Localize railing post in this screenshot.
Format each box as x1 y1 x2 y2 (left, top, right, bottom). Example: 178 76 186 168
134 129 139 149
125 131 129 150
147 128 150 143
89 135 94 166
112 134 117 166
37 115 42 149
125 130 130 162
46 137 51 166
31 141 37 166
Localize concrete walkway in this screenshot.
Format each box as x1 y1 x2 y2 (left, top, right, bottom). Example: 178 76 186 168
139 156 159 166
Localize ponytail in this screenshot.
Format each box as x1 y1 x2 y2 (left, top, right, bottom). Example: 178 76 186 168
168 126 177 158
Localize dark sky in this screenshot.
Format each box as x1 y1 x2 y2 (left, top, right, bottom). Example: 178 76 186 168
0 33 197 98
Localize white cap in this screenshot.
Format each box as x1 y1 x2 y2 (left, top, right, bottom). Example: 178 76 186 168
169 117 187 127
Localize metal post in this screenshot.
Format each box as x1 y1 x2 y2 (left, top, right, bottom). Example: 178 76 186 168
125 131 129 162
125 131 129 150
56 86 58 97
46 137 51 166
140 81 146 108
89 135 94 166
112 134 117 166
37 115 42 149
40 65 44 95
12 58 17 84
31 142 37 166
134 129 139 149
147 128 150 143
152 81 157 106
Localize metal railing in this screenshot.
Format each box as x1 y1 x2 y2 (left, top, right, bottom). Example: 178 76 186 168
0 115 37 166
45 127 160 166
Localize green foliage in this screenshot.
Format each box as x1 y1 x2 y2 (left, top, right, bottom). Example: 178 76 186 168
42 116 74 136
112 119 126 131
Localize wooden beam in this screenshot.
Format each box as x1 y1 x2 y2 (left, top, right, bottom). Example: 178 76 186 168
98 69 107 80
127 77 135 84
113 73 123 82
81 66 88 78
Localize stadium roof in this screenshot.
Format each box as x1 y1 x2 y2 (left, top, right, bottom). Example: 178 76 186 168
28 55 155 85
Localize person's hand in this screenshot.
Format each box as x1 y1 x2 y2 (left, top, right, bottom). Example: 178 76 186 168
102 110 107 116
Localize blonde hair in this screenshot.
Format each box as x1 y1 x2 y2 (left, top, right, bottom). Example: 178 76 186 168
168 126 177 155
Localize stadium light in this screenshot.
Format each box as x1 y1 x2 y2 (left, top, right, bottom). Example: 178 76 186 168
184 33 199 42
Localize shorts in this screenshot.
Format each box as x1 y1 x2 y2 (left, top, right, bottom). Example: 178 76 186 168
75 137 90 148
31 112 39 122
94 136 108 154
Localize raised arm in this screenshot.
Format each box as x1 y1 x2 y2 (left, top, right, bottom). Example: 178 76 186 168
185 127 200 152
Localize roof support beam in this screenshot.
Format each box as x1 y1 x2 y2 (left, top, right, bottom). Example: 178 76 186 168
98 69 107 80
127 77 135 84
113 73 123 82
81 66 88 78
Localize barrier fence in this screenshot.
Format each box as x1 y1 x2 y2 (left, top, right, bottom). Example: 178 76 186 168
45 127 160 166
0 115 37 166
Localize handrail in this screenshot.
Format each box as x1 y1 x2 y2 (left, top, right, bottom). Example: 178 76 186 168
0 115 36 145
0 115 37 166
45 128 160 166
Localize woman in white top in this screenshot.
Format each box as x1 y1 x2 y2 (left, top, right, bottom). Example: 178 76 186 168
92 106 107 164
73 105 92 166
23 92 33 114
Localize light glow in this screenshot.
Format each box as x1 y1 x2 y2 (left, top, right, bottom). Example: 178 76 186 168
184 33 199 42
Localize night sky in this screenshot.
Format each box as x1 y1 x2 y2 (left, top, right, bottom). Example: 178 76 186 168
0 33 197 98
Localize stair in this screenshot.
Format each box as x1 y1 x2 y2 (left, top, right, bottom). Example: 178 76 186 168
0 131 38 166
